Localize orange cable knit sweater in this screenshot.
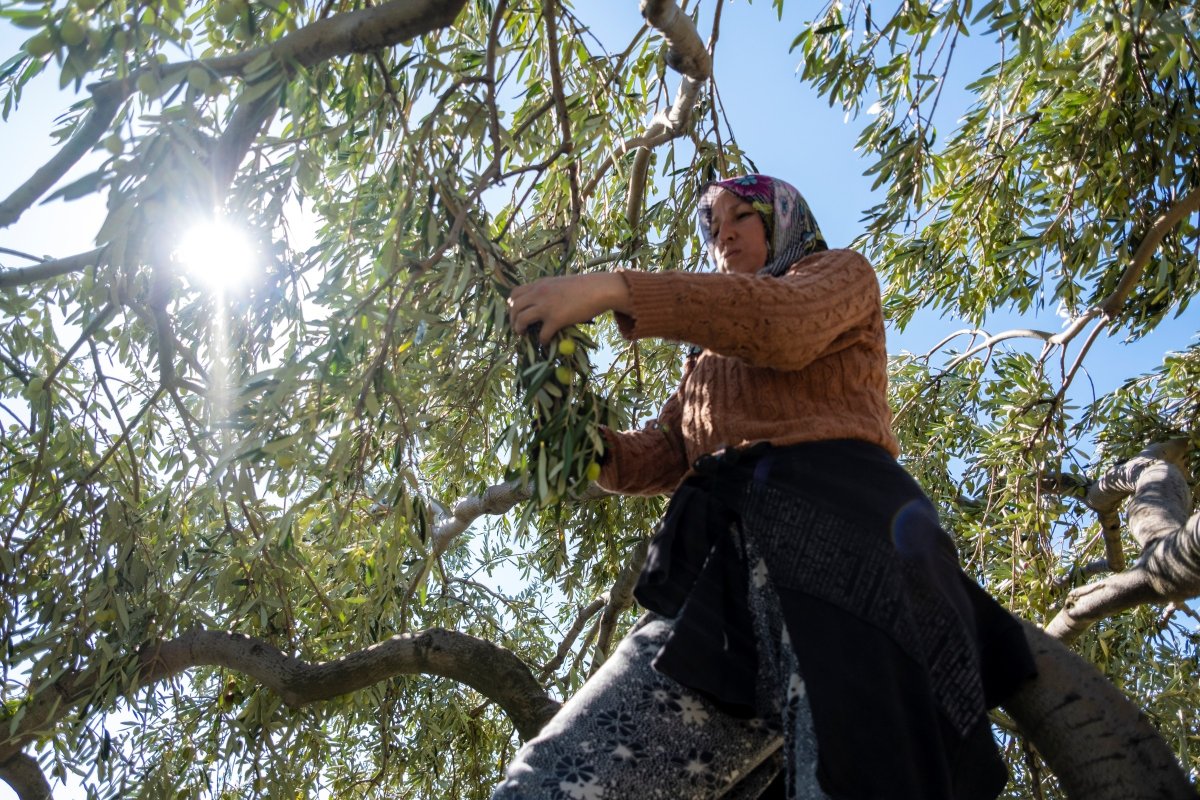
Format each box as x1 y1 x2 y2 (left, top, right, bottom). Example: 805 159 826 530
597 248 899 496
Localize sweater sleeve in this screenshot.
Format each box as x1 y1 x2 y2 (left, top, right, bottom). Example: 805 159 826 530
595 390 690 496
613 250 881 372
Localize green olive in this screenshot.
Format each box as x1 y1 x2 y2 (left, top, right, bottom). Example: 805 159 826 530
135 71 159 96
24 32 57 58
213 1 239 25
59 18 87 47
186 66 212 91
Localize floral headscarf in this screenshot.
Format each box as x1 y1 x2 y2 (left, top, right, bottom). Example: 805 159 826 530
698 174 827 277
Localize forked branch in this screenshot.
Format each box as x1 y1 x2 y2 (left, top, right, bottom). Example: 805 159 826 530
582 0 712 212
1045 439 1200 642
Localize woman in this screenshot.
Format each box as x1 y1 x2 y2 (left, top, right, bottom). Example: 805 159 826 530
496 174 1035 799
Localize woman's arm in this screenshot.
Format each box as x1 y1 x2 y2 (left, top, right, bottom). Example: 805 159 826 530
596 390 690 497
508 272 632 344
615 250 881 371
507 252 881 372
507 272 689 494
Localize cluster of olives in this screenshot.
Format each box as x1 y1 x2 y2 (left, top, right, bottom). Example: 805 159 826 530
510 325 615 505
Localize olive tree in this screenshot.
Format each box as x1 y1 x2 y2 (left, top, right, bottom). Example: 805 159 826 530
0 0 1196 798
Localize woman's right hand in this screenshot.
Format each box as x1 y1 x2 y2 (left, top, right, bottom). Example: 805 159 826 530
508 272 632 344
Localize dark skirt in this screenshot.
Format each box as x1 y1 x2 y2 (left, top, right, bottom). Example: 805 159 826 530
633 440 1036 800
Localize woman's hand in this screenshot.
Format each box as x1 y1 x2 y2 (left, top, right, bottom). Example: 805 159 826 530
508 272 632 344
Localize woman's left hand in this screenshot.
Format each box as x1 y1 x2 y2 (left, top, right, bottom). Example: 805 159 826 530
508 272 632 344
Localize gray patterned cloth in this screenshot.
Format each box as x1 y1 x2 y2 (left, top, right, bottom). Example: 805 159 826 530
490 531 828 800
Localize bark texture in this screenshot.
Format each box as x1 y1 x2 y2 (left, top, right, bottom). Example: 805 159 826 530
1046 440 1200 641
1004 621 1197 799
0 627 560 772
0 754 52 800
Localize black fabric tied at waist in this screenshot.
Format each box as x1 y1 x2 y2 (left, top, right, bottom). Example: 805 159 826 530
634 444 768 716
631 440 1038 800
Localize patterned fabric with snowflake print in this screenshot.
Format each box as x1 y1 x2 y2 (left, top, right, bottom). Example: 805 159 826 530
491 615 792 800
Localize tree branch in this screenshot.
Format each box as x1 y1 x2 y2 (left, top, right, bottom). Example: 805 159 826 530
933 185 1200 382
0 625 561 770
590 539 648 674
0 753 52 800
1004 621 1195 799
0 0 470 233
429 478 610 563
139 627 560 739
0 248 103 290
1045 440 1200 642
540 597 605 679
212 0 470 191
542 0 582 256
581 0 711 203
0 96 122 230
1100 184 1200 318
941 327 1055 371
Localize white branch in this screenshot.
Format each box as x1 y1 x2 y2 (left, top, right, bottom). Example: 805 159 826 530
429 479 611 561
1045 439 1200 642
590 539 648 673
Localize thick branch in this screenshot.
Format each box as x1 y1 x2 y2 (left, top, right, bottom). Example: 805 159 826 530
0 248 103 290
1004 621 1195 799
0 753 52 800
139 627 560 740
0 625 559 769
0 98 121 229
212 0 469 189
0 0 469 232
1083 440 1191 547
640 0 711 79
1045 440 1200 641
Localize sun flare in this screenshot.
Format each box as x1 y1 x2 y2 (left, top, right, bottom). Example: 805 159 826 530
175 219 257 290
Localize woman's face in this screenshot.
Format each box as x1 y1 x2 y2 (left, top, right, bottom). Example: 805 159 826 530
707 189 769 275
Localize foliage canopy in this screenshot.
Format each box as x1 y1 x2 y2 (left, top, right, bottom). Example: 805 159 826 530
0 0 1197 797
